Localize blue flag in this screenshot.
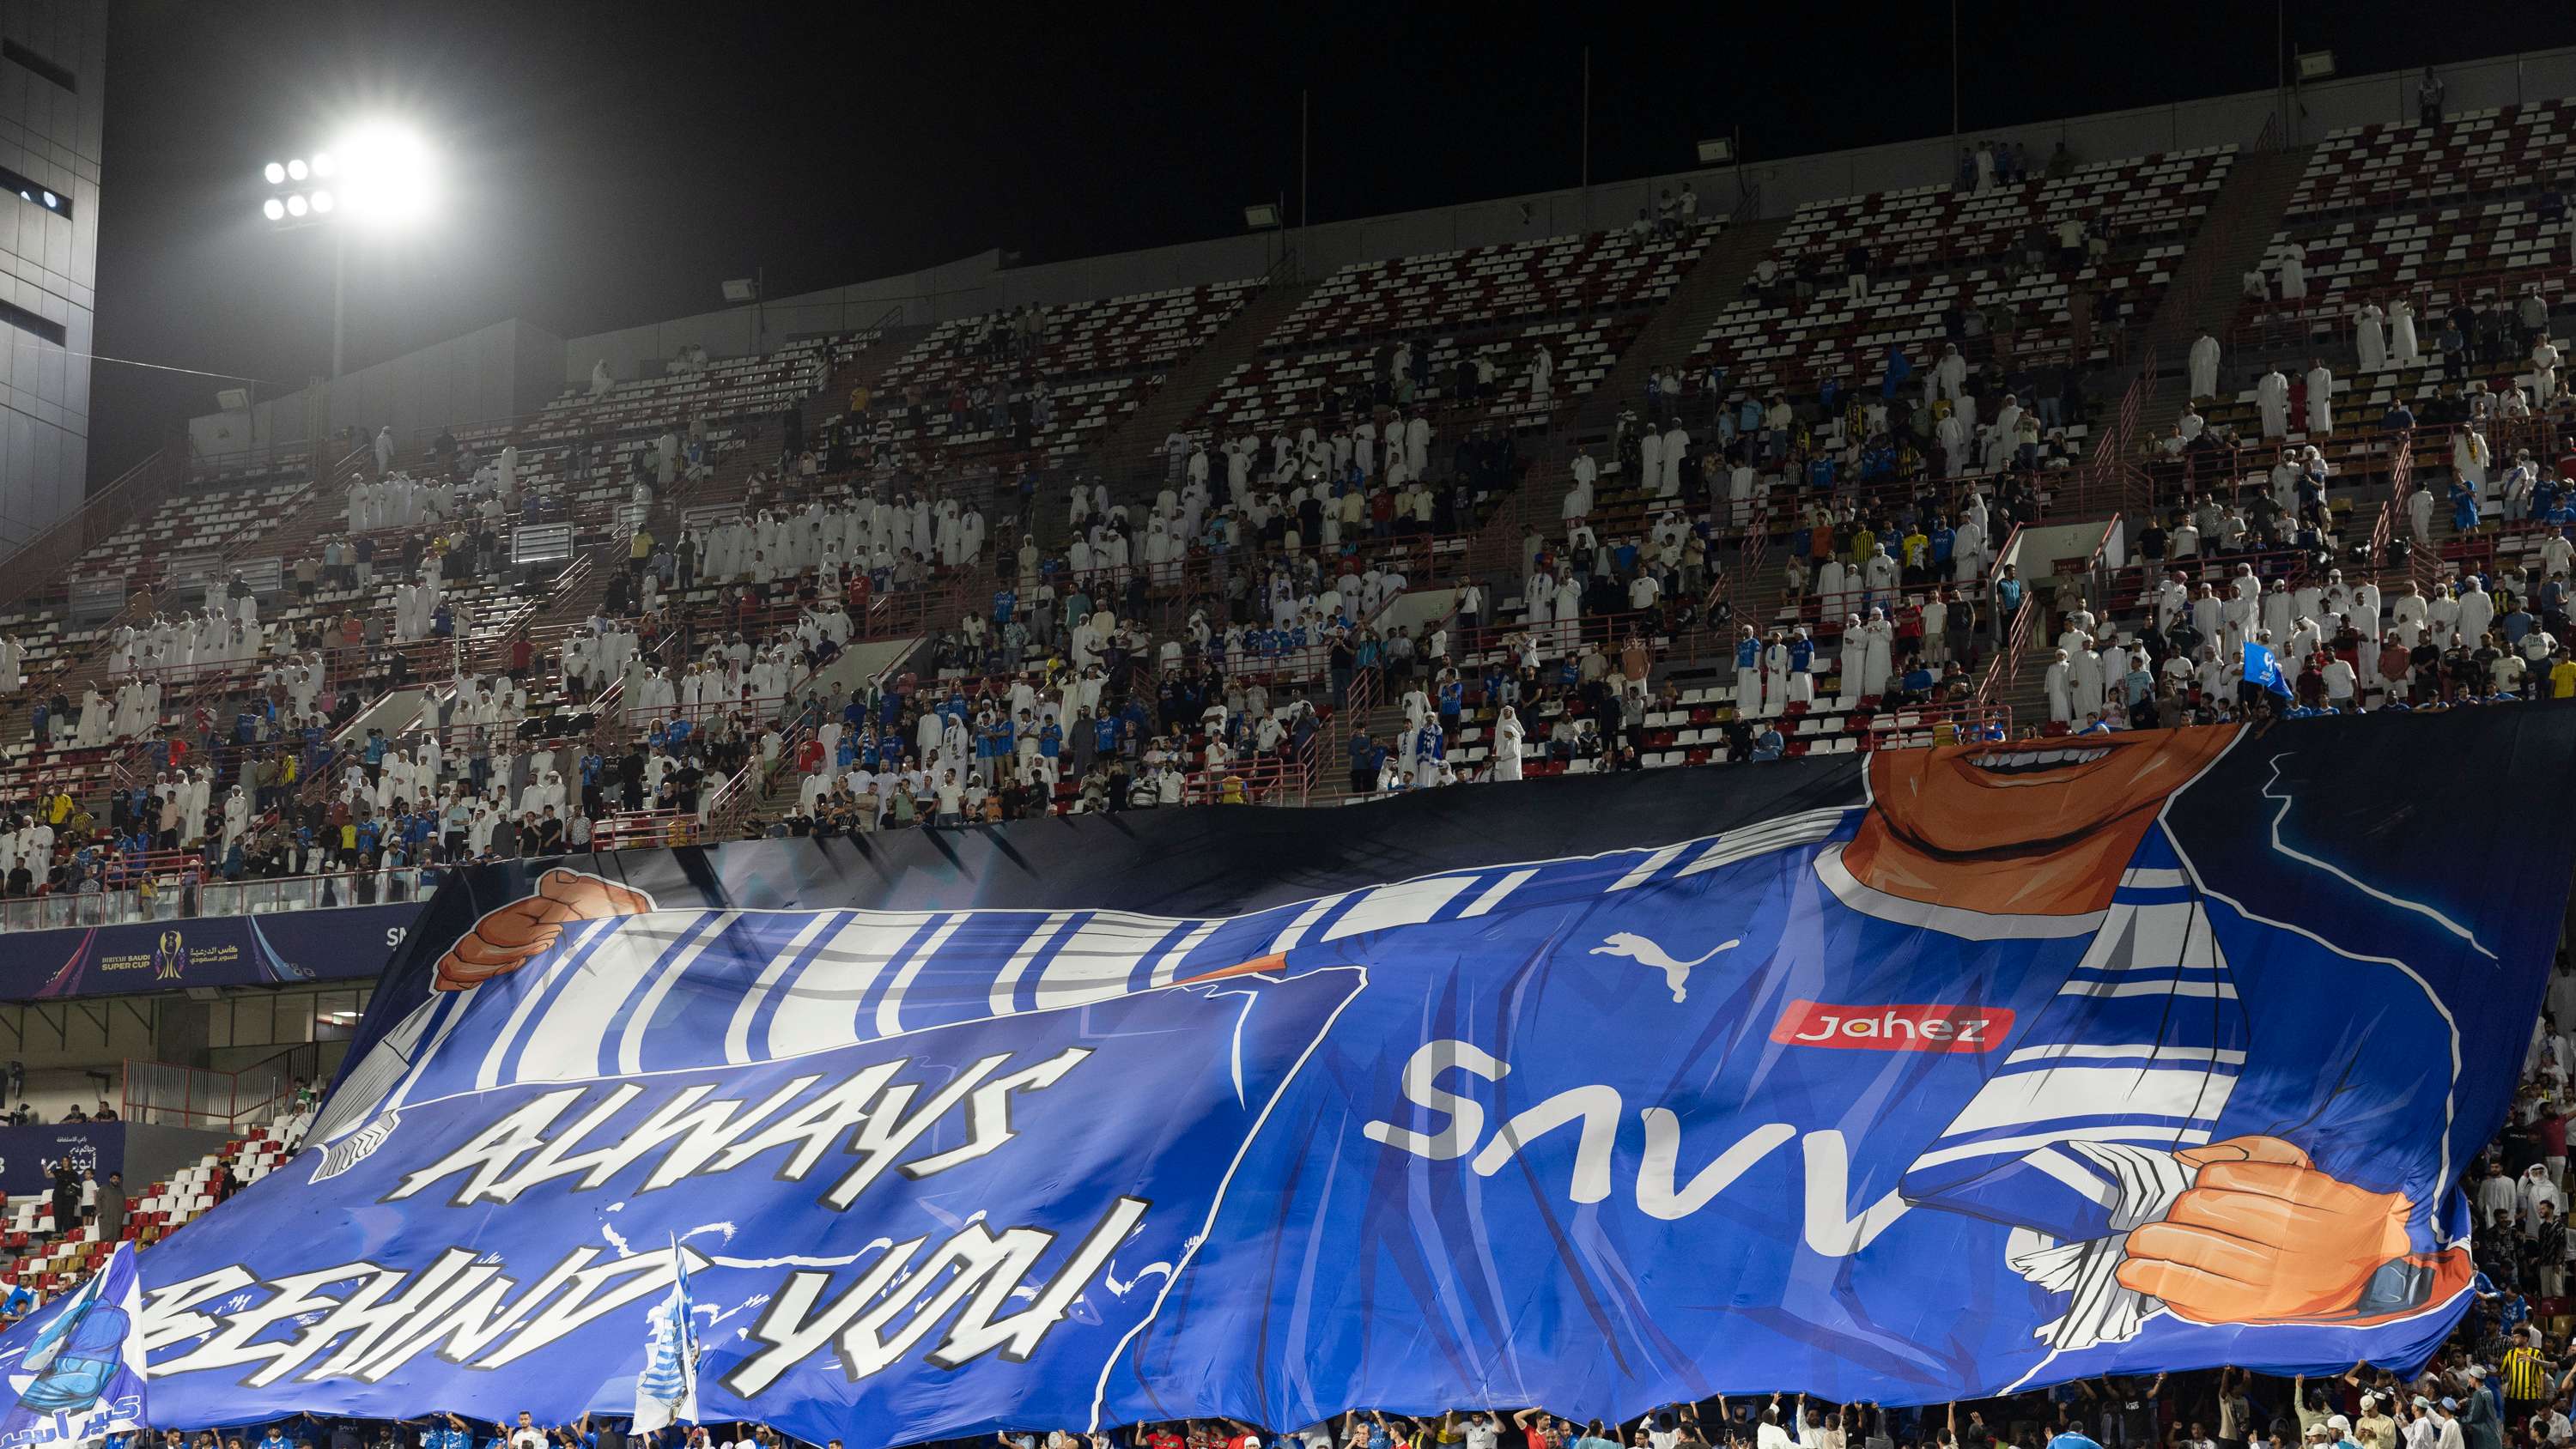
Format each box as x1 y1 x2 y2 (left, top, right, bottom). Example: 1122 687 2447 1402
0 1240 146 1449
632 1238 698 1432
2243 640 2294 697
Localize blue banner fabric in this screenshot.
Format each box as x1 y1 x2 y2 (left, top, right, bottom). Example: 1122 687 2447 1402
3 715 2570 1442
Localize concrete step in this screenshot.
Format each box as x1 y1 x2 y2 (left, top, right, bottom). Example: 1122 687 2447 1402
2142 146 2316 382
1088 275 1321 511
1577 216 1792 432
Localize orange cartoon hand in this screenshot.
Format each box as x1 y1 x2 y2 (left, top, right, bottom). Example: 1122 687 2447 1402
2117 1135 2417 1324
434 869 653 991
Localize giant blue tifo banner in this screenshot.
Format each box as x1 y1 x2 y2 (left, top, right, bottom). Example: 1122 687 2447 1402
0 907 416 1000
7 712 2575 1440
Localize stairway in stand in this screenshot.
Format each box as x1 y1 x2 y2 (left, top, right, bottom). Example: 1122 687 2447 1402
1994 636 2054 733
1084 276 1321 515
2127 145 2318 470
816 325 933 420
1574 216 1791 432
1306 694 1406 806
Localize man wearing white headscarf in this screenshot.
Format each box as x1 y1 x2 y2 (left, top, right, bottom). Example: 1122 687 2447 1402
1492 706 1524 782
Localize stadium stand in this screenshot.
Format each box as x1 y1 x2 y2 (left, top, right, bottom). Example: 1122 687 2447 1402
853 281 1265 467
1 72 2573 929
1182 223 1716 452
0 63 2573 1449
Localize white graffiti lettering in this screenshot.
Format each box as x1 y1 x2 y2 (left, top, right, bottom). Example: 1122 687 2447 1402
386 1047 1091 1209
726 1195 1147 1396
1362 1039 1911 1253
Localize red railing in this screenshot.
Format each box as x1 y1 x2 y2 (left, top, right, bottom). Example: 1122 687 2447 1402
2068 343 2155 518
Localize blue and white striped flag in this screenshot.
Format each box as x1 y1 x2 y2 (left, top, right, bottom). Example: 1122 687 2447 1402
630 1240 697 1431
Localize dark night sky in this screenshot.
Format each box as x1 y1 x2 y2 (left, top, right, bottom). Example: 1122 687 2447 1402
87 1 2576 485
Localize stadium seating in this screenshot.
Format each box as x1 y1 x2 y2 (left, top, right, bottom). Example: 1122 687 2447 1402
1696 149 2236 403
865 282 1264 464
1191 227 1714 440
2288 100 2576 217
1773 148 2235 271
0 1121 293 1292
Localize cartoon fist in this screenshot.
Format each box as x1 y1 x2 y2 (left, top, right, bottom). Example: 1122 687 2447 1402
2116 1135 2460 1325
434 869 653 991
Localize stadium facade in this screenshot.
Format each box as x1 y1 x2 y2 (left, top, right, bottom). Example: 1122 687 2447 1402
0 0 97 565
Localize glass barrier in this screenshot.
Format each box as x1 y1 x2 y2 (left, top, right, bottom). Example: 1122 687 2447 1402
0 868 434 934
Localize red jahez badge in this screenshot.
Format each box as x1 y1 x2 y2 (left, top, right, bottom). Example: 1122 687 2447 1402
1770 999 2014 1052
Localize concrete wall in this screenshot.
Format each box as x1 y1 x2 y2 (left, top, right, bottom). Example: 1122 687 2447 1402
0 0 100 561
188 318 564 464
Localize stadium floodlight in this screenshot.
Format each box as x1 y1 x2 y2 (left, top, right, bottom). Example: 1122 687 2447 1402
258 118 443 381
331 121 439 226
1696 136 1733 166
1243 203 1281 229
39 191 55 209
720 277 758 303
2297 50 2336 82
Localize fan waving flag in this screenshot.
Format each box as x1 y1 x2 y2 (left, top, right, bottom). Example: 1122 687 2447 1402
2244 639 2295 698
0 1240 146 1449
631 1240 698 1433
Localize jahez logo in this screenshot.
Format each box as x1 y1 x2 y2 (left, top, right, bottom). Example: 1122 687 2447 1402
1769 999 2014 1052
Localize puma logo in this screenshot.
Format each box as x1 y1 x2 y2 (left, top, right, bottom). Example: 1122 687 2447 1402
1589 931 1740 1002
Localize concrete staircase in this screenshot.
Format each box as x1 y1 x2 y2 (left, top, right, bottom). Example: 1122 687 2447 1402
1995 646 2054 732
2129 146 2316 442
1576 216 1791 431
1308 694 1406 805
819 325 933 415
1088 276 1320 502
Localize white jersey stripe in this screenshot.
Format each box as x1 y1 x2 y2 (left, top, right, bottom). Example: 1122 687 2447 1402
1607 843 1687 892
724 911 841 1064
876 913 964 1036
1149 920 1222 989
617 912 742 1076
1459 870 1535 919
988 911 1078 1017
1940 1066 2239 1137
1674 809 1847 879
1323 875 1478 943
1267 894 1348 955
476 917 635 1091
1034 913 1187 1013
1911 1125 2213 1171
2004 1043 2248 1066
764 912 939 1060
2056 978 2239 1000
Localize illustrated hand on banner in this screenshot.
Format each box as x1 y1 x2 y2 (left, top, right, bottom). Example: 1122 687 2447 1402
2120 1135 2461 1325
435 870 653 990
